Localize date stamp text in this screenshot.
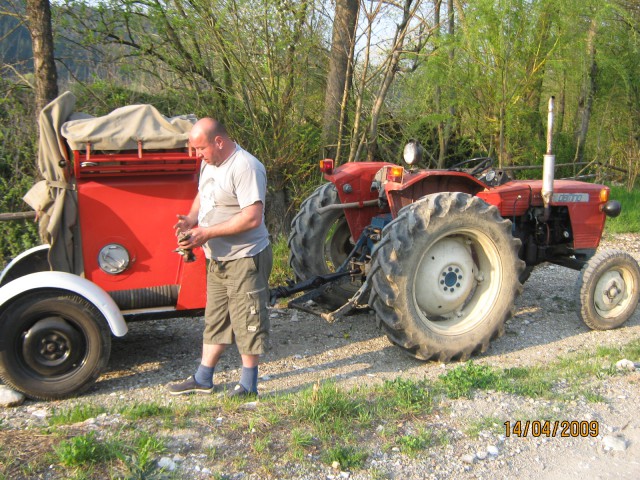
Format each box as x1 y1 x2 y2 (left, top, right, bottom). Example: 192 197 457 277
504 420 599 438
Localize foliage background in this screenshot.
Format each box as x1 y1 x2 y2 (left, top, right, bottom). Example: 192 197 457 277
1 0 639 266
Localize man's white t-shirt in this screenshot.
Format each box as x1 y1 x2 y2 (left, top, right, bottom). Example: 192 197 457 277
198 144 269 261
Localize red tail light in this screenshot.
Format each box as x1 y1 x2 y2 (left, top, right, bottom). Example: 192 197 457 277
319 159 334 174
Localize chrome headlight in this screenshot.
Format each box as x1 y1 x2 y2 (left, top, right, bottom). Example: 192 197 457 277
403 139 423 166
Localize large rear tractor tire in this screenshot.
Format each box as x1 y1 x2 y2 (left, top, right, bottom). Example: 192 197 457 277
288 183 359 306
0 291 111 400
369 192 524 361
575 249 640 330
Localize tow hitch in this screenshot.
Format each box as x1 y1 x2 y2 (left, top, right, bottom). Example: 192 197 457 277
269 269 360 306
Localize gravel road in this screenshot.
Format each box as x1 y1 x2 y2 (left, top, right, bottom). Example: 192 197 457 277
1 234 639 479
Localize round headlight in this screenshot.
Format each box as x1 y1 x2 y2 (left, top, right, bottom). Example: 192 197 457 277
403 140 423 165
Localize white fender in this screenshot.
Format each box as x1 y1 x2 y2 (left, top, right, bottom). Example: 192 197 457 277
0 244 51 285
0 271 128 337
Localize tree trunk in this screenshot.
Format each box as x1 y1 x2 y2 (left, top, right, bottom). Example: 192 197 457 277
574 17 598 164
436 0 455 168
522 7 553 142
367 0 415 161
26 0 58 116
321 0 358 162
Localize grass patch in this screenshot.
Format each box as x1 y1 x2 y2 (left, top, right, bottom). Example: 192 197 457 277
321 445 368 470
291 381 369 434
270 234 295 288
438 362 502 398
119 402 173 421
49 404 108 427
605 186 640 234
438 340 640 402
54 431 122 467
5 339 640 478
375 377 435 416
397 428 444 455
465 415 503 438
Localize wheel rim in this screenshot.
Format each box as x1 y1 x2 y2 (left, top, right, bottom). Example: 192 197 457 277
412 230 502 334
323 216 354 271
22 317 85 376
593 267 635 318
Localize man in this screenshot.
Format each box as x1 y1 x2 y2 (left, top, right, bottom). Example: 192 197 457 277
168 117 272 398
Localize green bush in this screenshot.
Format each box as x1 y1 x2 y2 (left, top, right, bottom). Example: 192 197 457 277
0 82 40 266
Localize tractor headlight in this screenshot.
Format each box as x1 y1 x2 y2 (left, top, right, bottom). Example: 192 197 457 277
403 139 423 166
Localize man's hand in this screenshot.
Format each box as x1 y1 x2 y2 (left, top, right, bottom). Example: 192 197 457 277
177 227 209 249
173 214 197 236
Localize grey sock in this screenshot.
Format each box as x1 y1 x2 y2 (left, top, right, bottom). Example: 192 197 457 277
194 364 215 388
239 366 258 393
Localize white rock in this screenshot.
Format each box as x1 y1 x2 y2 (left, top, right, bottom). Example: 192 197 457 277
461 454 476 464
239 401 258 410
31 409 48 419
0 386 25 407
476 450 488 460
332 461 341 469
615 359 635 372
602 435 627 451
487 445 499 456
158 457 177 471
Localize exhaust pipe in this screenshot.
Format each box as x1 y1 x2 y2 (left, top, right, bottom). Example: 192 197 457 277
541 97 555 222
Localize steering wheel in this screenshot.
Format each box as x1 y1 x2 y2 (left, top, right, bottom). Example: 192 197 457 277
448 157 494 176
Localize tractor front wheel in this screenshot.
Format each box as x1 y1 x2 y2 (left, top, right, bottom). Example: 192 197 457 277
575 249 640 330
369 192 523 361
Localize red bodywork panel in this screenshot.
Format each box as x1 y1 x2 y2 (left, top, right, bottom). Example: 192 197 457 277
75 149 206 310
324 162 395 239
479 180 608 250
325 163 609 251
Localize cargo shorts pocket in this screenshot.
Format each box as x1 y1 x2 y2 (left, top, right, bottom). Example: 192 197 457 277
245 288 268 334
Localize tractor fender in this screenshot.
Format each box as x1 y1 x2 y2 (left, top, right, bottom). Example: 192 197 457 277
0 244 50 286
0 271 128 337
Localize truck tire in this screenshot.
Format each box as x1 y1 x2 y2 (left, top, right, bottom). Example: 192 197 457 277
575 249 640 330
369 192 523 361
288 183 358 306
0 291 111 400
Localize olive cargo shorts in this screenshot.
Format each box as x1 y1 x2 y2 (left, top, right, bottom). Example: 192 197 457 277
203 245 273 355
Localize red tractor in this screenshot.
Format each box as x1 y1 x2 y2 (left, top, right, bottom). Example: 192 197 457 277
0 94 638 400
282 97 640 361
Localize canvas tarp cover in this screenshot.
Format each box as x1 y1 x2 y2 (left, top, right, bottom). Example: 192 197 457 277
60 104 196 151
23 91 82 274
23 91 196 274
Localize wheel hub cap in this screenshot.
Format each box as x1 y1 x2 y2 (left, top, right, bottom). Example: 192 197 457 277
22 317 83 375
595 271 626 311
415 237 475 316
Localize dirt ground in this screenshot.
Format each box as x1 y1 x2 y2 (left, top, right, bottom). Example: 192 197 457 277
2 235 639 479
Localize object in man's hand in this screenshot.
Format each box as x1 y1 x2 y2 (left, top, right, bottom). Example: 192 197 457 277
174 232 196 262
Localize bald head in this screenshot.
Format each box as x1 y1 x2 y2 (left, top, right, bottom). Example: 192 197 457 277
189 117 235 167
191 117 229 143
